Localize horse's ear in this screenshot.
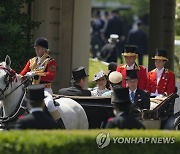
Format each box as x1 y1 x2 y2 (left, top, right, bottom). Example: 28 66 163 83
5 55 11 68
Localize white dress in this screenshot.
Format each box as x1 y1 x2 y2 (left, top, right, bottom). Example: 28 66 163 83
91 87 110 96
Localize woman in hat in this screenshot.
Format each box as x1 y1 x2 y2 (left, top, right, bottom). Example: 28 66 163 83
146 49 175 97
91 70 110 96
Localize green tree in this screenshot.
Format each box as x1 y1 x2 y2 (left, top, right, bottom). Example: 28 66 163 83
176 0 180 36
0 0 41 72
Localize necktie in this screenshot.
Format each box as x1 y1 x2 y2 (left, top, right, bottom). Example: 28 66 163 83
131 91 135 102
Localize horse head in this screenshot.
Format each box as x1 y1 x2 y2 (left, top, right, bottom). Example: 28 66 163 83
0 55 22 100
0 56 27 124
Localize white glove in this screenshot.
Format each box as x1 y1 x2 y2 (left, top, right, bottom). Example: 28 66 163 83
25 71 35 77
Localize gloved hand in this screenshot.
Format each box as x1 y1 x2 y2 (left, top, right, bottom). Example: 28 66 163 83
25 71 35 77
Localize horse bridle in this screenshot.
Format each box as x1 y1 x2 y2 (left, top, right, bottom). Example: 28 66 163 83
0 66 23 99
0 66 29 124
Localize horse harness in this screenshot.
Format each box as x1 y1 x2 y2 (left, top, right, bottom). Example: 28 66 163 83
0 66 29 126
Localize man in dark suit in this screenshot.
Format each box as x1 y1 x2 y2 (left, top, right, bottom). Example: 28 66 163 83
126 21 148 65
15 85 59 129
106 87 145 129
58 67 91 96
126 69 150 110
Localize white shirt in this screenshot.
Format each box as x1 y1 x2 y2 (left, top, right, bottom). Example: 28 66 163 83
150 67 164 96
91 88 110 96
129 89 137 103
126 63 135 70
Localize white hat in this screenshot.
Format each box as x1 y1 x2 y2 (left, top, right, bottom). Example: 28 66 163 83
108 71 122 84
108 34 119 43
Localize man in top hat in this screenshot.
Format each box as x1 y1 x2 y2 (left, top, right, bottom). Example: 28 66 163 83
105 87 145 129
99 34 119 63
126 70 150 110
58 67 91 96
19 37 65 128
146 49 175 97
116 45 147 90
15 85 59 129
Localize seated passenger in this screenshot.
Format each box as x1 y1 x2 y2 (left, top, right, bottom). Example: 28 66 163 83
58 67 91 96
146 49 175 97
91 71 110 96
126 69 150 110
105 87 145 129
102 71 122 96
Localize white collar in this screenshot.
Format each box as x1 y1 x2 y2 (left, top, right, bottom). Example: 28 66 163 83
156 67 164 73
126 63 135 70
129 88 137 93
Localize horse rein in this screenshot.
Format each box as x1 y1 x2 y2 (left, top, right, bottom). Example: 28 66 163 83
0 66 26 99
0 66 29 123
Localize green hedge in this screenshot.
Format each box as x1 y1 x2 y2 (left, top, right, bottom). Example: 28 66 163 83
0 130 180 154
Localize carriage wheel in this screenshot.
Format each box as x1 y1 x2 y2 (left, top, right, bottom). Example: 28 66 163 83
163 111 180 130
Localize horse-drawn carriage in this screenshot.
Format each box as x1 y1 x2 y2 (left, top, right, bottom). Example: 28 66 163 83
0 55 180 130
53 92 180 130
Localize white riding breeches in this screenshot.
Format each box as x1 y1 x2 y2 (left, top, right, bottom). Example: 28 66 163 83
44 88 56 112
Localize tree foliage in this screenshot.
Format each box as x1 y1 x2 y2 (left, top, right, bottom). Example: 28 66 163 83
176 0 180 36
0 0 41 72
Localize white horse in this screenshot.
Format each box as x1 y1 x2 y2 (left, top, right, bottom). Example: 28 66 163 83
0 55 89 129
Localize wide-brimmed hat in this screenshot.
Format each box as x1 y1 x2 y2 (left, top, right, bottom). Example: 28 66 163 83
111 87 131 104
34 37 48 49
108 71 122 84
27 84 46 101
71 67 89 81
152 49 168 61
108 34 119 43
92 70 107 81
125 70 138 80
122 45 138 57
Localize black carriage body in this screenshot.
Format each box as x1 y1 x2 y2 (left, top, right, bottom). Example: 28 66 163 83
53 93 180 129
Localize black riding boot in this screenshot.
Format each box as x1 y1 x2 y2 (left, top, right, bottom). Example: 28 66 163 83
57 118 66 129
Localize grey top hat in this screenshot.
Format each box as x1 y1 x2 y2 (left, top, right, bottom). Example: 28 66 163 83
71 66 89 81
111 87 131 104
27 84 45 101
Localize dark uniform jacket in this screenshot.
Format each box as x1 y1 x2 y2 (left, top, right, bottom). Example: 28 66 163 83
106 112 145 129
58 84 91 96
15 111 58 129
132 88 150 110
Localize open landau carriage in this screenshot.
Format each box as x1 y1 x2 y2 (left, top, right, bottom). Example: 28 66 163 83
0 55 180 130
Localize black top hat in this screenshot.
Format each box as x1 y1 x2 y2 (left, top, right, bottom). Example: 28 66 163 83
72 67 89 81
125 70 138 80
34 37 48 49
122 45 138 56
27 84 45 101
152 49 168 61
111 87 131 104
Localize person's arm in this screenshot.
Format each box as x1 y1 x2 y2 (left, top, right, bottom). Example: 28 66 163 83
38 59 56 82
165 71 176 95
19 60 31 76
